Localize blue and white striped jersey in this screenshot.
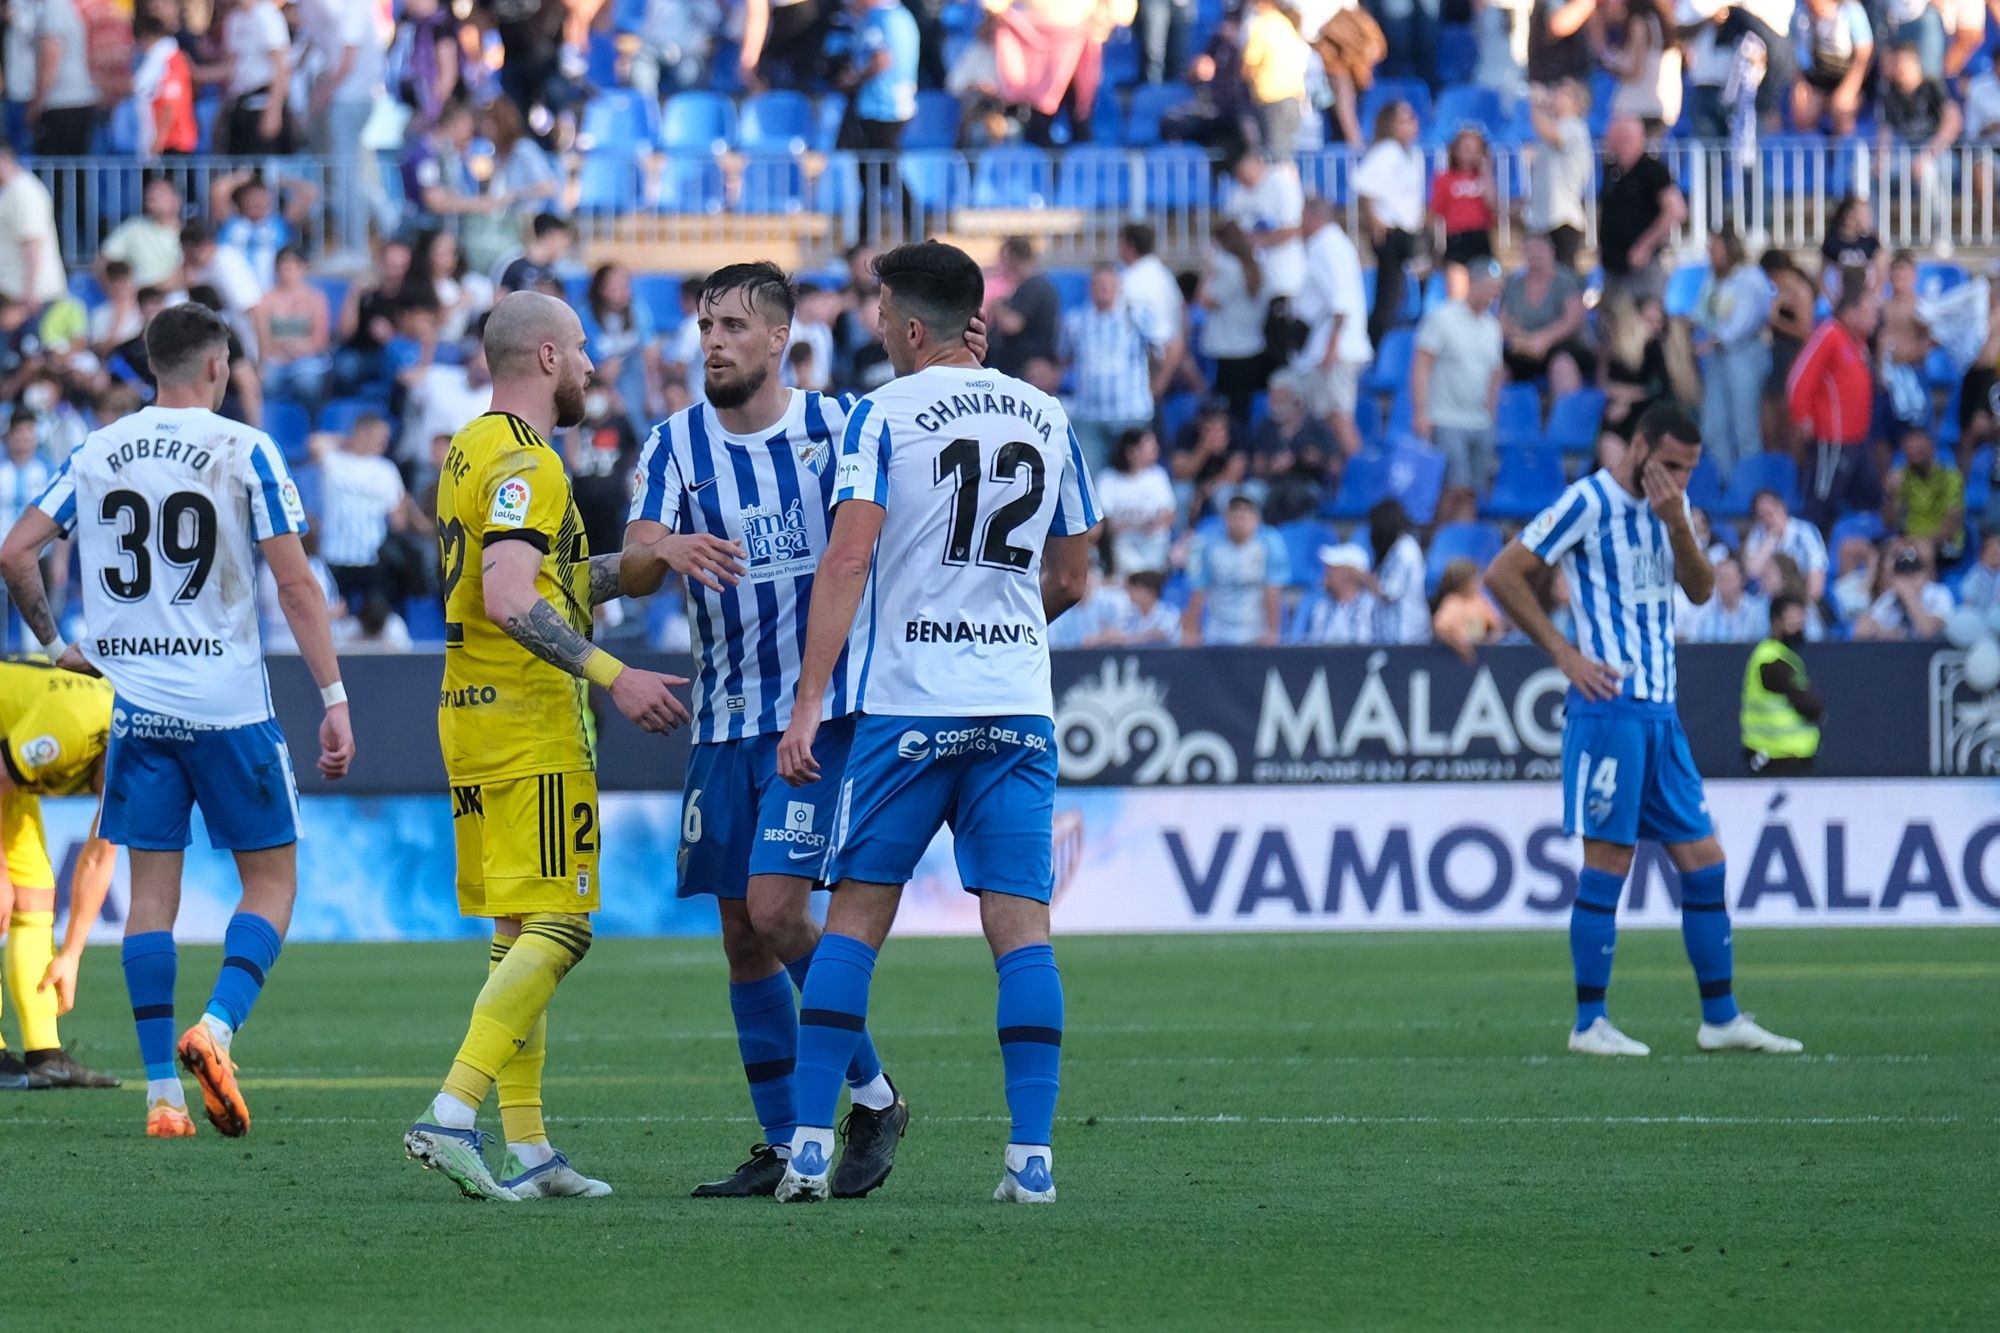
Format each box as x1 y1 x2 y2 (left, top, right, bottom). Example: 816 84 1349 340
1523 469 1687 704
0 454 55 536
629 389 862 743
35 405 307 726
834 364 1101 719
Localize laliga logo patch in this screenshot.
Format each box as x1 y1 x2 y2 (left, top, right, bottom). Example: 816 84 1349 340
896 730 931 761
21 734 60 768
279 478 305 523
1522 508 1556 546
489 477 532 529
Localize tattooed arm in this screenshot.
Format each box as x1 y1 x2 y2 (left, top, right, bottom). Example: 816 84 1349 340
0 507 88 671
588 553 624 608
484 538 690 731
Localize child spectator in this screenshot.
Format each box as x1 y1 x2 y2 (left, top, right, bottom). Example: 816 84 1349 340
1431 556 1503 662
1429 127 1498 273
1097 427 1178 575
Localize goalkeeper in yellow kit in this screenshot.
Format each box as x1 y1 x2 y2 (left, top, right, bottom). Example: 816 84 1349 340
0 658 119 1090
403 293 690 1202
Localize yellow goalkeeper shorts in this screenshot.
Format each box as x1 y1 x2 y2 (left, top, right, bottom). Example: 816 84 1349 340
2 789 53 890
450 769 601 919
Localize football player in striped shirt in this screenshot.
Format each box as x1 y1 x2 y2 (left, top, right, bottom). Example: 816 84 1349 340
624 263 986 1198
1486 402 1802 1058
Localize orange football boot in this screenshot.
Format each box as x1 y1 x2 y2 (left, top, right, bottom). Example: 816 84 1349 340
177 1023 249 1137
145 1100 198 1138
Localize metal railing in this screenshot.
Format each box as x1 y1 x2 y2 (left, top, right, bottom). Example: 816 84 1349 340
24 152 373 270
29 138 2000 276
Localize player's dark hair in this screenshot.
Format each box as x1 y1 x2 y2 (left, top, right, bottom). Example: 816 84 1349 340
178 220 213 250
1770 591 1806 622
701 260 797 325
1634 401 1701 450
873 242 984 341
103 259 131 283
8 411 36 433
1127 569 1165 596
530 212 571 239
1119 222 1157 257
1226 494 1259 512
1110 427 1155 473
145 301 232 383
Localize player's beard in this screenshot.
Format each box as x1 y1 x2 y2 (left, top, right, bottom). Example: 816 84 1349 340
706 359 768 411
553 366 589 428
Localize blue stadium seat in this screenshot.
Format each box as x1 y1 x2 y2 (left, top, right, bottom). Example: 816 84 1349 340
1966 447 1993 515
1421 268 1449 316
289 464 321 523
1437 23 1478 85
100 99 141 155
972 146 1053 209
903 90 961 150
737 91 814 152
1127 84 1195 147
1485 450 1565 518
632 272 685 330
581 88 654 150
811 95 847 152
1425 522 1504 595
1827 509 1885 554
1144 144 1212 209
1382 439 1447 524
577 155 641 214
1101 30 1141 87
899 151 968 212
813 153 861 221
1159 391 1203 448
403 596 448 644
67 271 101 308
736 156 806 213
1427 86 1504 145
587 30 621 87
1686 450 1724 513
1324 448 1395 519
1362 328 1415 398
1046 268 1089 313
660 92 736 152
317 398 377 436
1090 90 1125 145
1359 78 1432 134
1664 264 1708 321
1056 147 1132 209
1917 261 1968 301
264 401 313 461
1543 388 1607 454
1717 451 1801 516
312 276 349 319
1278 520 1338 587
1494 383 1544 452
655 157 726 214
1923 345 1960 392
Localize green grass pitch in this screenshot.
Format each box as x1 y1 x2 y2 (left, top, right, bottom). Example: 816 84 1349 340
4 928 1996 1330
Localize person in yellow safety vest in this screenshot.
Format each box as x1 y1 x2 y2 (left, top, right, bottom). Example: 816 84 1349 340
1741 592 1823 776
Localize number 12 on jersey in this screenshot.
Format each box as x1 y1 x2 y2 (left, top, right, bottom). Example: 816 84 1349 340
933 438 1045 572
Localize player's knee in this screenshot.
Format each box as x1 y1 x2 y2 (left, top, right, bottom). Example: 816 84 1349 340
745 882 814 956
520 912 593 967
1582 840 1636 879
717 900 773 968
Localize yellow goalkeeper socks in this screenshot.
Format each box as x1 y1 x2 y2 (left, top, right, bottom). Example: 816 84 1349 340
487 932 550 1148
441 913 590 1111
5 911 59 1052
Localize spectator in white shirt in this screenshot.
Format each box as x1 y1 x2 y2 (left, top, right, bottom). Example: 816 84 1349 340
1183 494 1289 645
1095 426 1178 575
1290 543 1388 645
0 149 64 307
1679 554 1770 641
98 178 186 291
1959 531 2000 617
1062 264 1172 475
1354 100 1425 347
1200 221 1271 425
1742 488 1829 602
1966 59 2000 140
1525 80 1594 268
89 260 143 355
1118 222 1187 382
1224 150 1306 299
1854 540 1952 639
179 219 263 319
299 0 385 238
309 415 416 609
1293 195 1372 455
405 329 495 468
1412 257 1507 491
223 0 293 153
1694 228 1774 480
1366 497 1431 643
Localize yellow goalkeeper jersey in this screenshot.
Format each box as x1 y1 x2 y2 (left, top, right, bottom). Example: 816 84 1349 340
0 658 114 796
436 411 595 785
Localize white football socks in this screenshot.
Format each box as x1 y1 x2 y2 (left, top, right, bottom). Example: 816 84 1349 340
789 1126 834 1171
147 1077 186 1110
848 1072 895 1112
1005 1143 1053 1174
201 1013 234 1053
509 1140 555 1168
428 1091 478 1130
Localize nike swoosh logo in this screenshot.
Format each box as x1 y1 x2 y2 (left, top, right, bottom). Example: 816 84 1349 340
788 847 820 861
689 476 719 492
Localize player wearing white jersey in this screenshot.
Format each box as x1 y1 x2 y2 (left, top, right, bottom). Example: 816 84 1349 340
0 303 354 1140
621 263 907 1198
773 242 1100 1205
1486 402 1800 1060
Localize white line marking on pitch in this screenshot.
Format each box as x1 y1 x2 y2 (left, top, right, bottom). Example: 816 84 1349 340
2 1112 1979 1129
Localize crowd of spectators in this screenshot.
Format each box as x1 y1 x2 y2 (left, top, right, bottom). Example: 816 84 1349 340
0 0 1995 660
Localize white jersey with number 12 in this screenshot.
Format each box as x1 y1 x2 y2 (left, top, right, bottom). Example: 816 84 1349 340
834 364 1100 719
34 404 307 726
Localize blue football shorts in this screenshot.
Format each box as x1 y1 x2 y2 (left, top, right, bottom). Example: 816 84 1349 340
676 715 855 898
100 702 301 852
1561 697 1714 847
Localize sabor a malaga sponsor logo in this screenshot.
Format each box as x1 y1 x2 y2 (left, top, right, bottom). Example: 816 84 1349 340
1928 650 2000 774
1055 657 1237 784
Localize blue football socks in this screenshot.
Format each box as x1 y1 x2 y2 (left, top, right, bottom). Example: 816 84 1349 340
122 931 178 1081
792 933 877 1136
204 913 283 1033
785 949 884 1090
1571 868 1624 1031
729 970 799 1147
995 943 1064 1147
1679 862 1740 1025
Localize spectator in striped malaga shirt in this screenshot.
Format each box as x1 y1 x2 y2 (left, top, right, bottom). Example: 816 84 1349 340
1061 263 1173 476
